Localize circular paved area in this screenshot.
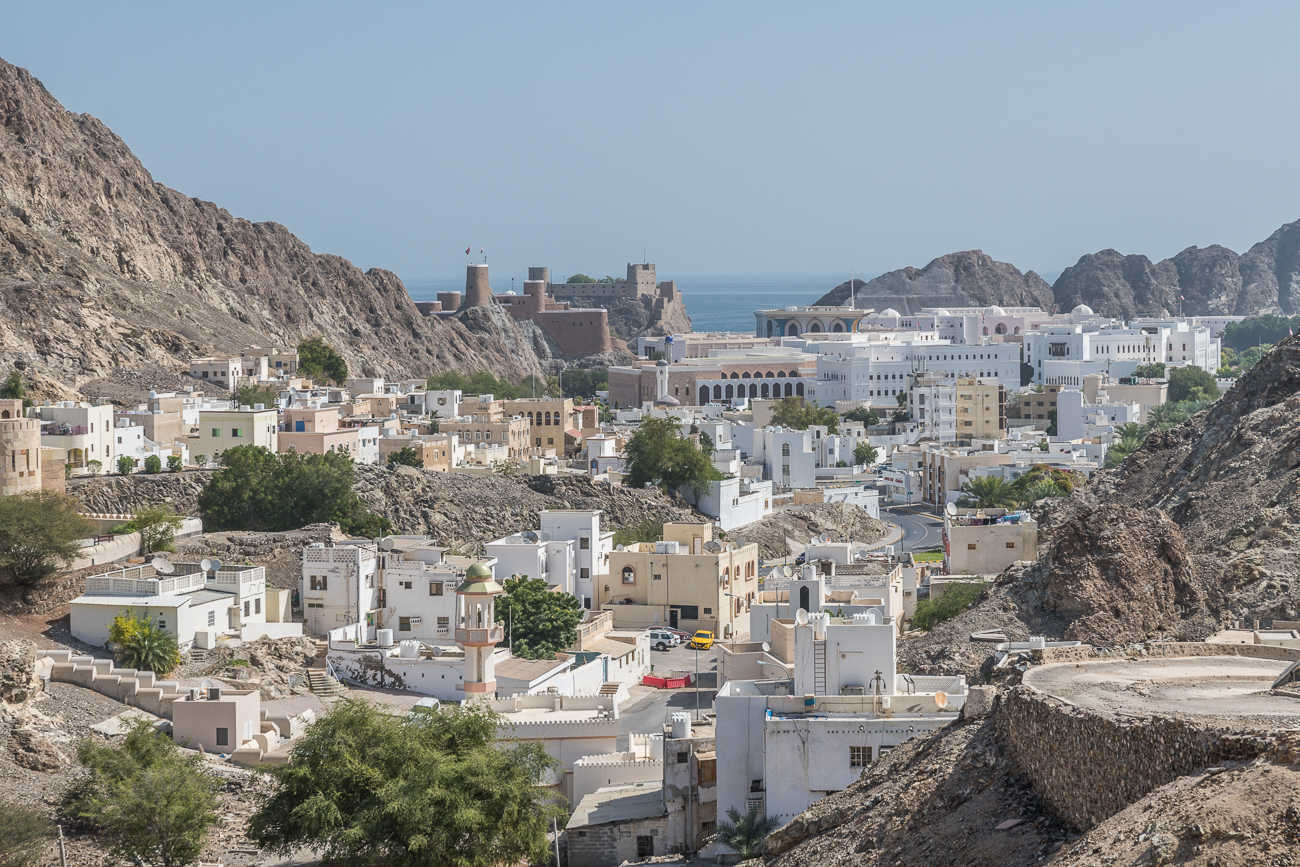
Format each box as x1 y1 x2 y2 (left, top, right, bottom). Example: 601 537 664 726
1023 656 1300 719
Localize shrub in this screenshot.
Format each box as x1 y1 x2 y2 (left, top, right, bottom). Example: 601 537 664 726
109 611 181 676
0 799 54 867
166 455 183 472
116 456 134 475
0 493 97 587
912 581 984 631
143 455 163 474
86 459 102 476
387 446 424 468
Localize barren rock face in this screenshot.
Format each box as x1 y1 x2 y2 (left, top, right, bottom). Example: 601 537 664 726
1036 504 1200 645
9 727 66 772
0 639 40 708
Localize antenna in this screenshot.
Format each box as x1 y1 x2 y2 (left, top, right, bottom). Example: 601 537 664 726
795 608 809 626
151 558 174 574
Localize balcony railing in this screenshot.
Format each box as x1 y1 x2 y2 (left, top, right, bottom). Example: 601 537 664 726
44 426 89 436
454 626 504 645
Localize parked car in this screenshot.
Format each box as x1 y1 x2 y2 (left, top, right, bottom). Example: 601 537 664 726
688 630 715 650
794 554 807 566
666 628 692 641
648 628 682 651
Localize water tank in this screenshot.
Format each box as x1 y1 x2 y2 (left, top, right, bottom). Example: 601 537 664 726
377 629 395 648
670 712 692 740
399 640 420 659
854 609 881 626
1029 636 1046 651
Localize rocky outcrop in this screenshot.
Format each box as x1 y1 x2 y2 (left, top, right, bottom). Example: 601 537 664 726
814 250 1055 314
63 471 210 516
9 726 66 771
0 640 40 710
0 57 550 399
583 293 692 342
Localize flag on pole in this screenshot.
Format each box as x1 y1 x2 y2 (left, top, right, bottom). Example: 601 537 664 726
1179 295 1184 301
465 246 471 255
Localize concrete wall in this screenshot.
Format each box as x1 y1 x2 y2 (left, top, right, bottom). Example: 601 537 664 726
568 814 671 867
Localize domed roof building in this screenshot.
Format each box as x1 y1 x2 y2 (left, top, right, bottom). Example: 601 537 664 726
1071 303 1095 316
984 305 1006 316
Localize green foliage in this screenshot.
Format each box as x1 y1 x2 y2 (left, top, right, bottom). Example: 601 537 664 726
144 455 163 475
387 447 424 469
426 370 546 400
232 384 279 408
558 367 608 399
1005 392 1022 419
1045 409 1058 437
116 455 134 475
567 273 597 283
197 446 389 536
1010 464 1083 500
229 658 249 667
1132 362 1166 379
0 492 96 587
622 417 724 496
0 799 54 867
646 349 666 361
714 805 781 859
109 611 181 675
1019 361 1035 387
769 396 838 433
612 519 663 548
498 576 583 659
913 581 984 631
835 460 848 468
890 410 910 423
64 719 218 867
194 455 208 468
1020 481 1064 502
954 476 1018 509
1166 366 1220 403
896 390 908 408
842 406 880 426
1220 314 1300 351
296 336 348 385
853 442 878 466
1217 345 1267 378
122 505 185 555
0 371 33 411
166 454 183 472
87 459 102 475
246 699 560 867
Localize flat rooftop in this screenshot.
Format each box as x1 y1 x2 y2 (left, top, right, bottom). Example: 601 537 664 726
1024 657 1300 721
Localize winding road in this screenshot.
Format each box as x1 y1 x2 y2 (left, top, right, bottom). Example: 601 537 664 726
880 504 944 554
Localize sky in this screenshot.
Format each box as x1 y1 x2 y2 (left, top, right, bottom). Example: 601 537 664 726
4 3 1300 287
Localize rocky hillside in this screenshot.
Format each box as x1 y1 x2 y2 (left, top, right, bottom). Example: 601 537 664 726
553 290 692 343
0 57 553 400
815 251 1056 315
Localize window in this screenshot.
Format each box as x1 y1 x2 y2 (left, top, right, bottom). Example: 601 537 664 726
310 575 328 591
967 543 977 550
255 598 261 615
232 428 243 438
850 745 871 767
437 616 449 634
622 566 635 584
211 428 220 437
399 616 412 632
429 582 443 596
243 601 250 617
703 607 712 615
579 537 590 549
653 573 662 581
580 567 589 580
216 728 229 747
207 610 215 627
1006 542 1016 548
677 751 689 764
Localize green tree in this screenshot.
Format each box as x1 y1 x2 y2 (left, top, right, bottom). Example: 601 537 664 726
842 406 880 426
955 476 1018 509
387 446 424 468
166 454 183 472
0 493 96 588
567 273 597 283
246 699 560 867
1114 422 1149 443
622 417 723 496
109 611 181 675
896 390 909 408
1045 409 1058 437
144 455 163 474
0 371 33 411
1167 366 1219 403
296 336 348 385
194 455 208 468
232 384 279 408
0 799 53 867
1220 314 1300 351
86 459 102 475
769 396 839 433
497 576 583 659
612 519 663 548
1132 362 1166 379
1020 481 1064 502
714 805 781 860
1019 361 1035 387
197 446 389 536
912 581 984 631
116 455 135 475
123 505 185 555
853 443 878 466
63 718 219 867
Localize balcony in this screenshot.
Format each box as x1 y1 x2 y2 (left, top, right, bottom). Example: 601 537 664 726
43 425 89 436
455 626 504 645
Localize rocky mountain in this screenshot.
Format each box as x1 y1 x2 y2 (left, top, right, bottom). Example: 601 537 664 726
815 251 1056 315
0 57 553 400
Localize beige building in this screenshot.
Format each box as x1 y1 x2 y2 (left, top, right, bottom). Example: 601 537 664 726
37 402 115 474
171 685 261 753
278 406 359 458
504 397 576 452
1 399 42 494
193 407 279 461
189 357 241 387
378 433 457 472
921 447 1016 509
1022 383 1062 426
1081 374 1168 424
603 522 758 638
943 508 1037 575
441 397 530 459
954 377 1006 441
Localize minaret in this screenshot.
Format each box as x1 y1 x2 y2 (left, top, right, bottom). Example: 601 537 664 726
455 563 505 697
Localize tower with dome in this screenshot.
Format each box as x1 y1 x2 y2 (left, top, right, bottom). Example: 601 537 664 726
455 562 505 697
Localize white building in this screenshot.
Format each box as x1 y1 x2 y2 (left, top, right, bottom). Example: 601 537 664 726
300 542 381 639
693 477 774 531
37 402 115 474
1024 320 1220 387
586 435 624 476
355 424 381 465
1055 389 1141 442
760 428 816 489
486 512 612 611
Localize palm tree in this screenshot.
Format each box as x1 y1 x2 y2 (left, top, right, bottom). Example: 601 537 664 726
714 806 781 859
1114 422 1149 443
1146 404 1173 429
955 475 1018 509
114 614 181 676
1020 481 1065 503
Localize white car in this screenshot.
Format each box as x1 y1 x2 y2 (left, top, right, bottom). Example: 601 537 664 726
648 628 682 651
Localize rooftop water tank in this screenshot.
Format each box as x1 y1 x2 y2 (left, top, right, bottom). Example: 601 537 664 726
399 640 420 659
670 712 692 740
377 629 395 648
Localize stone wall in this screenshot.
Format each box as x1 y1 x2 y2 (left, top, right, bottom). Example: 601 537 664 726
568 814 671 867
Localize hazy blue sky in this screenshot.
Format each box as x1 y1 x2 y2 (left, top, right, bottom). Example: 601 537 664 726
4 3 1299 287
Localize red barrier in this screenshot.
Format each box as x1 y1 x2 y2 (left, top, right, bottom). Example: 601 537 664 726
642 674 694 689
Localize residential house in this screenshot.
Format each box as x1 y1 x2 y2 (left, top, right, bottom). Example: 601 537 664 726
192 406 279 462
37 402 115 474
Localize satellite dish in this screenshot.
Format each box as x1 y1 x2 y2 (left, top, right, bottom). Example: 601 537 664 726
379 538 396 551
199 559 213 573
820 533 829 543
541 532 552 542
762 642 771 653
616 544 625 552
210 559 223 573
734 536 747 548
934 691 948 709
522 530 539 543
151 558 174 574
946 502 957 516
783 565 793 578
705 541 721 553
795 608 809 626
578 609 590 623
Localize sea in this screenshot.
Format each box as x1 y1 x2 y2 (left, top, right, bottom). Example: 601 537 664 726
405 272 858 335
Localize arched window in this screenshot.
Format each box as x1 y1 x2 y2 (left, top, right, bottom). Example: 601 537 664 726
799 585 810 611
730 372 740 380
723 567 730 585
784 382 793 397
741 372 750 379
796 382 804 396
621 566 635 584
749 383 758 398
787 322 800 336
782 443 791 456
766 321 774 337
761 383 770 398
0 410 8 419
996 323 1007 335
983 326 989 335
809 322 822 333
544 412 551 425
1014 326 1021 335
765 371 774 378
713 385 722 399
776 371 786 378
700 386 710 405
833 322 844 332
725 384 734 399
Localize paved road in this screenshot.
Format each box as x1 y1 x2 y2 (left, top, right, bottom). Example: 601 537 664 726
880 505 944 553
620 641 718 734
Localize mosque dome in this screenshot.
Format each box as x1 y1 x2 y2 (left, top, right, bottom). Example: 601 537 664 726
1072 303 1095 315
654 394 681 407
985 305 1006 316
456 562 504 595
930 308 950 316
879 308 901 318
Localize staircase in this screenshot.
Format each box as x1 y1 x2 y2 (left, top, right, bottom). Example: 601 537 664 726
598 682 621 698
813 640 827 695
188 648 208 663
307 669 348 697
309 640 328 670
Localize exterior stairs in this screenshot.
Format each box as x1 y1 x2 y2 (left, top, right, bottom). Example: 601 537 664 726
598 681 621 698
188 648 208 663
307 669 347 697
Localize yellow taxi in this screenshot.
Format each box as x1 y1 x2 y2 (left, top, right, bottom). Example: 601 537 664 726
688 630 715 650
